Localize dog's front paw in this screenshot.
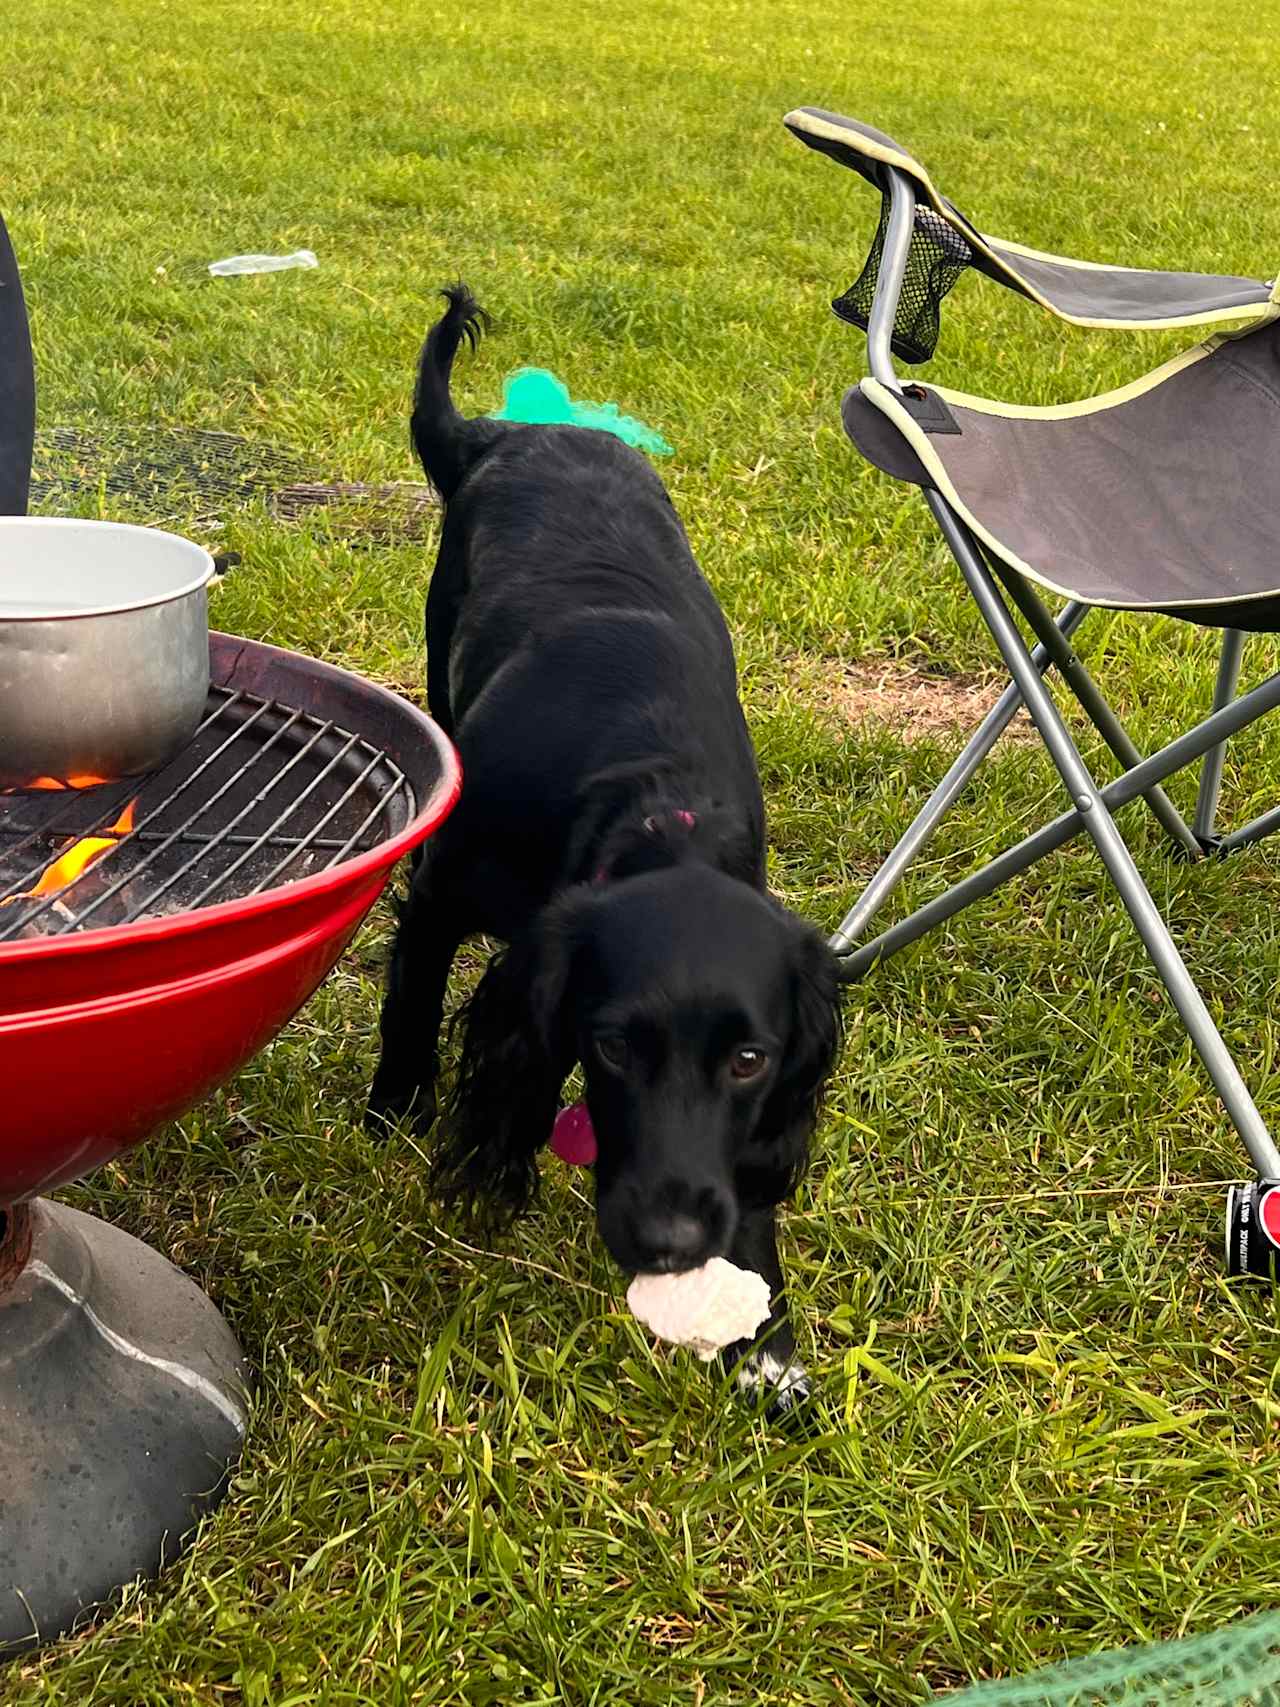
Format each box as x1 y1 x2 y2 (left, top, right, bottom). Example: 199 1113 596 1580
735 1348 812 1419
365 1076 437 1138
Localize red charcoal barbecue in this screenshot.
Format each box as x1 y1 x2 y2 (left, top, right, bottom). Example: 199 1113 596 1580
0 208 460 1653
0 632 459 1651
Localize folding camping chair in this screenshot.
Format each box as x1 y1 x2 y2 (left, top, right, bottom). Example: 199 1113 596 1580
783 107 1280 1271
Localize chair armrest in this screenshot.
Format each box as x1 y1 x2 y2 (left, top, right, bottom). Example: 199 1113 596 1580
785 107 1276 339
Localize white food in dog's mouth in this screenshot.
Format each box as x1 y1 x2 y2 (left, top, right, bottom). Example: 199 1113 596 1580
626 1257 772 1359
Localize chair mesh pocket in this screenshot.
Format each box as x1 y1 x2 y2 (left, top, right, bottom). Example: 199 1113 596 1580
834 200 973 364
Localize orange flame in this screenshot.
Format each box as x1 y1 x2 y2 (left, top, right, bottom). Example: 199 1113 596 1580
21 773 114 792
1 799 137 908
1 773 115 795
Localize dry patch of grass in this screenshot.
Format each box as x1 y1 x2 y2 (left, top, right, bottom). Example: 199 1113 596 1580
779 654 1036 745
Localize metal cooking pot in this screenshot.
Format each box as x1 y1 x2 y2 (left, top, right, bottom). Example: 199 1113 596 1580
0 517 215 788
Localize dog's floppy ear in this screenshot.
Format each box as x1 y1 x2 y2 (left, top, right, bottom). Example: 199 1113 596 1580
435 889 594 1221
740 921 843 1206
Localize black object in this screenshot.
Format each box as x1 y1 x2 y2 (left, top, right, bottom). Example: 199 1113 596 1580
0 210 35 515
0 1199 247 1653
0 679 415 941
898 382 962 435
1225 1180 1280 1278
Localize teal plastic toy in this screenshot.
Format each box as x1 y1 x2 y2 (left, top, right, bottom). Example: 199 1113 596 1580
490 367 673 456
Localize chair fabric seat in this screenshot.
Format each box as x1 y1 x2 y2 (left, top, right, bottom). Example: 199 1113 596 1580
842 321 1280 624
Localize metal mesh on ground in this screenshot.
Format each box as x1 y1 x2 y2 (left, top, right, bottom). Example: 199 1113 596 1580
29 425 437 541
940 1613 1280 1705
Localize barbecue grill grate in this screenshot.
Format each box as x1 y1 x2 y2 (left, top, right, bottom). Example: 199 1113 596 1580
0 683 415 942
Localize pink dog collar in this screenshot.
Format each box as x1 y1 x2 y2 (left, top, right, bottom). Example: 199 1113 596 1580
592 808 697 886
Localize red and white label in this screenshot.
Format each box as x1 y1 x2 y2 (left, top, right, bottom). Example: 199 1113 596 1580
1259 1186 1280 1248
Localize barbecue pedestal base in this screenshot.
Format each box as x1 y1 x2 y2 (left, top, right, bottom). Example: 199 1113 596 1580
0 1199 248 1653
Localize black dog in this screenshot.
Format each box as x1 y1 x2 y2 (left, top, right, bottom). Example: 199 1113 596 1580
369 286 842 1406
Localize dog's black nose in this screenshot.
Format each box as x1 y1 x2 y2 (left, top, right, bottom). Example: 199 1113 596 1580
635 1211 710 1272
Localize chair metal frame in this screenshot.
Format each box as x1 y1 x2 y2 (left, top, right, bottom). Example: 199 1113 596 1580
832 166 1280 1186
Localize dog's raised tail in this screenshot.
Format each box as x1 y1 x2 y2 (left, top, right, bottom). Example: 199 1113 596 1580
411 283 496 500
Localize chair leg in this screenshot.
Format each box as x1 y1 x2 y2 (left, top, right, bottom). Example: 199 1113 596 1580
1219 802 1280 855
838 662 1280 980
830 600 1088 952
930 493 1280 1180
993 561 1203 860
1194 629 1246 847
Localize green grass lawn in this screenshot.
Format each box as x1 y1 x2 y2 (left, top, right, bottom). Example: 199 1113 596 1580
7 0 1280 1701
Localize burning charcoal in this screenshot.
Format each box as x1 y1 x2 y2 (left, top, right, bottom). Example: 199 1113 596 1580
47 862 161 930
0 799 139 938
8 899 79 940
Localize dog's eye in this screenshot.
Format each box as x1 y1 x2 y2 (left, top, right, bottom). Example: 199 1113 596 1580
596 1035 631 1071
729 1046 769 1081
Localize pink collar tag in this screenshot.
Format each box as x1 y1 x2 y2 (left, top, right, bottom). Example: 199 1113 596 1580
593 810 697 887
550 1101 598 1166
